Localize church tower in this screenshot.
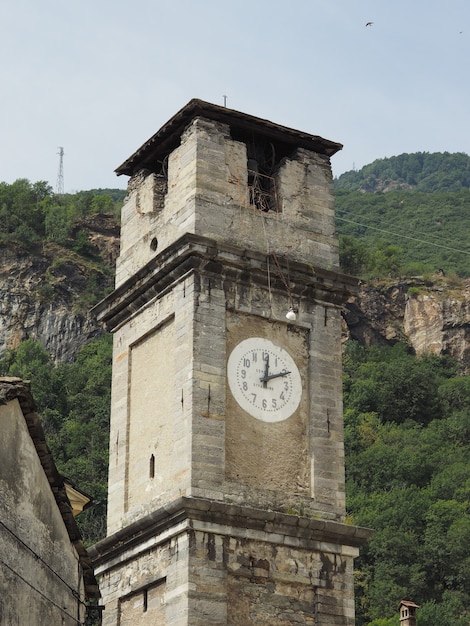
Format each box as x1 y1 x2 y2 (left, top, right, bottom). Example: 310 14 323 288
89 100 371 625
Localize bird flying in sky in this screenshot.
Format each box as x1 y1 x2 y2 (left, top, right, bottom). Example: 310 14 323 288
366 21 373 27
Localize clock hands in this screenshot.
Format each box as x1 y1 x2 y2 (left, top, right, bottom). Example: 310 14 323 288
260 353 291 385
261 370 291 382
262 353 270 388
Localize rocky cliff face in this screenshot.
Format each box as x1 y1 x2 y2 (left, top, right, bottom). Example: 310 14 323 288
0 214 119 363
343 276 470 371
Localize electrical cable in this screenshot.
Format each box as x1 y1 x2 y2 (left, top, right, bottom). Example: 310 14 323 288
271 250 294 307
342 209 468 249
0 554 82 624
336 213 470 257
0 518 85 605
261 214 273 309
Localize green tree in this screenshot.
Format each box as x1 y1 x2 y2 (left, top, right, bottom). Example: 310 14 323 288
368 242 403 277
0 339 66 412
43 196 74 243
0 336 112 544
339 234 370 276
90 193 115 214
345 344 456 426
344 341 469 625
0 178 50 244
50 335 112 543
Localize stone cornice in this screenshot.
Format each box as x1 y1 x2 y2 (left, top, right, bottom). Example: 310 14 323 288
89 496 372 571
92 233 358 331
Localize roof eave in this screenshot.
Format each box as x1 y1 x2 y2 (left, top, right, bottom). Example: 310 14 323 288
115 98 343 177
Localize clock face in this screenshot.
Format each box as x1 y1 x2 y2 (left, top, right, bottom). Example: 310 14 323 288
227 337 302 423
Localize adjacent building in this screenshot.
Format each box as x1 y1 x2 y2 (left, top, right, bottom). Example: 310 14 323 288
0 377 99 625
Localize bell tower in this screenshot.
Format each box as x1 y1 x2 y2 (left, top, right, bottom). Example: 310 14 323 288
90 100 371 625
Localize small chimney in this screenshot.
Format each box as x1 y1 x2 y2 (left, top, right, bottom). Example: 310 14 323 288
398 600 419 626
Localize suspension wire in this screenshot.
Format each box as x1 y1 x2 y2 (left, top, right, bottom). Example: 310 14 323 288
0 518 85 605
271 250 294 306
261 215 273 309
336 214 470 257
339 209 464 249
0 554 82 624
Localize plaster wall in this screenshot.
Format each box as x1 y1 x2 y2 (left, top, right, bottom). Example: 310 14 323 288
107 277 195 534
0 399 86 625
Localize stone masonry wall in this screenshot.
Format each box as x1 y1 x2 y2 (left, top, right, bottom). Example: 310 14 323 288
115 115 339 288
93 503 362 626
97 106 360 626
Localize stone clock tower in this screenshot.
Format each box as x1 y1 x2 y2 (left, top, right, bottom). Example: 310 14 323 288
89 100 371 625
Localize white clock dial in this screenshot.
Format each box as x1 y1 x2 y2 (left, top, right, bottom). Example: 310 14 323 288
227 337 302 423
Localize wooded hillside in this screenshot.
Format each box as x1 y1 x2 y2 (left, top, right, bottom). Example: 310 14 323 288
335 152 470 278
1 153 469 625
335 152 470 193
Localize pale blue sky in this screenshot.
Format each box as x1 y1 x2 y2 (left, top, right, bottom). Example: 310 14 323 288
1 0 468 192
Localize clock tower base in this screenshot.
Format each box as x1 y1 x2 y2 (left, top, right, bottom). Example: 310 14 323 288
90 497 370 625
